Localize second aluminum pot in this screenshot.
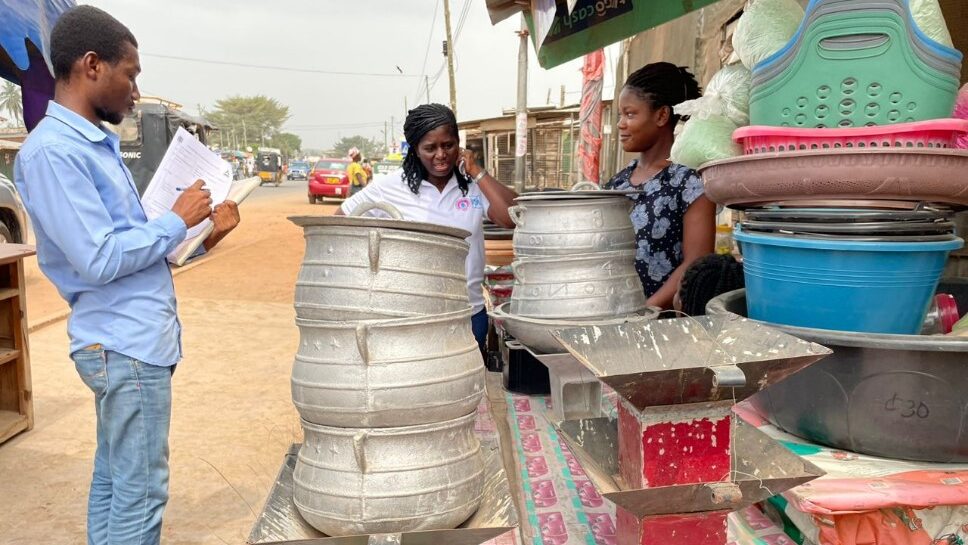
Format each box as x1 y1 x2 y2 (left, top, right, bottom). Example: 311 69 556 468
510 251 647 320
292 308 485 427
509 197 635 256
293 411 485 536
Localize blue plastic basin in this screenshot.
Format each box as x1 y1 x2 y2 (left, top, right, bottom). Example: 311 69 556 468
734 229 964 334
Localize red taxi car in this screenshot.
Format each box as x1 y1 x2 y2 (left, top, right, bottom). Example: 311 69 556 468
308 158 351 203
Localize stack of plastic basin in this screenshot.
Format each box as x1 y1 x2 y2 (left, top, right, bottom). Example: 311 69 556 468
749 0 962 128
734 206 963 334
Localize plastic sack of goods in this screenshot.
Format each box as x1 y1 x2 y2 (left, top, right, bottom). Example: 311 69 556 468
733 0 804 70
669 115 742 170
676 63 752 127
670 63 749 169
911 0 954 47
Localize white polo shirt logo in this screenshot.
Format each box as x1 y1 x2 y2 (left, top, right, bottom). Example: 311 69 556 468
455 197 471 211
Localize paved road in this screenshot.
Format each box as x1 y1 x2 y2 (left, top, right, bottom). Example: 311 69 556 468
246 177 306 203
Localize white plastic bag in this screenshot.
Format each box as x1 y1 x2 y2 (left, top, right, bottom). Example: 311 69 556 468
910 0 954 47
676 64 752 127
733 0 805 70
670 116 742 170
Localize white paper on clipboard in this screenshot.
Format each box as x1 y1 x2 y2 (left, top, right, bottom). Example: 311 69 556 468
140 127 233 263
166 176 261 266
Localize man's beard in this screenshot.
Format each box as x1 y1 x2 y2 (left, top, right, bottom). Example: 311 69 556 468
94 106 124 125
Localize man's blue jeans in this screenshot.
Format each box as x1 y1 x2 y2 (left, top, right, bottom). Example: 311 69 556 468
72 348 172 545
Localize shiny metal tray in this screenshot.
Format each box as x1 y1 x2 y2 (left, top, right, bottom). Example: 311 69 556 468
553 314 831 412
248 435 519 545
554 416 825 518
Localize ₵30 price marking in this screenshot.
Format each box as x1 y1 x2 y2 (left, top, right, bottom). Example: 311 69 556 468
884 393 930 419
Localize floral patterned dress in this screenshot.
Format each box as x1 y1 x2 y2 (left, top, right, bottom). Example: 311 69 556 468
602 161 705 297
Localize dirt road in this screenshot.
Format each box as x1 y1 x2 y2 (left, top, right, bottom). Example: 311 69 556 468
1 183 343 544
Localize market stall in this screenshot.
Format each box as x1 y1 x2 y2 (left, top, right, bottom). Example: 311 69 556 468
247 2 968 544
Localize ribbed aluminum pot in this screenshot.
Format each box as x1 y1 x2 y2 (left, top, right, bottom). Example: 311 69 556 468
290 202 470 321
510 250 647 319
509 197 635 256
293 411 485 536
292 308 484 427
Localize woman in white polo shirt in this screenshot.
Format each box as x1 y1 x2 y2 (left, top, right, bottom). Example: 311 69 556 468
338 104 518 352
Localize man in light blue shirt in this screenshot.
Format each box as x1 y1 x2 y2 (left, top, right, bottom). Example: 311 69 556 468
14 6 239 544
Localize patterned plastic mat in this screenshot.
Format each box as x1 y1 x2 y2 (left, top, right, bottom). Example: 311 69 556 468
483 390 796 545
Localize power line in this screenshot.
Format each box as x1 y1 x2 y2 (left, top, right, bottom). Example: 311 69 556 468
285 122 386 130
412 0 441 104
141 53 420 78
428 0 473 94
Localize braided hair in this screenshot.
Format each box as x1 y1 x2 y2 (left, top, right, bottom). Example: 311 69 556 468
624 62 702 126
402 103 471 196
678 254 745 316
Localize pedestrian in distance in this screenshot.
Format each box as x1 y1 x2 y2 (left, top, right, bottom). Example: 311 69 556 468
604 62 717 309
13 6 241 545
338 103 519 354
346 147 367 196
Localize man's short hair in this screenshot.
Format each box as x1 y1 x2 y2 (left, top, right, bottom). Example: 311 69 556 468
50 6 138 81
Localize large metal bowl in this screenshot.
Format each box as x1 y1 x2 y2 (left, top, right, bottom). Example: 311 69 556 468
293 412 484 536
488 302 659 354
706 283 968 462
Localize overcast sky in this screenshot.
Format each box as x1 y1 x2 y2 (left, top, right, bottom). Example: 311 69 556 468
79 0 621 150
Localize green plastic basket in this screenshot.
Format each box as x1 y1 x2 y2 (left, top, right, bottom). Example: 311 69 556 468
750 10 960 128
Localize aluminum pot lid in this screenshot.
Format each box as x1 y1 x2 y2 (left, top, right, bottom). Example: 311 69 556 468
289 201 470 240
514 190 642 202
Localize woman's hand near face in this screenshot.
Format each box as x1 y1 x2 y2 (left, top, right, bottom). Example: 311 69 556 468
459 148 483 179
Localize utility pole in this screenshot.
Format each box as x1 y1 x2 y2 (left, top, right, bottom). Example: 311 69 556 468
404 96 408 116
426 75 431 104
443 0 458 117
514 15 529 193
384 121 388 151
390 116 395 152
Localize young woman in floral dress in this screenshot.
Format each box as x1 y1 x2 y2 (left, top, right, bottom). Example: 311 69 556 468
603 62 717 309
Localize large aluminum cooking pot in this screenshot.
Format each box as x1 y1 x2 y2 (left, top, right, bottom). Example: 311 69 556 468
510 251 647 319
293 412 485 536
488 302 659 354
707 285 968 463
509 197 635 256
292 308 484 427
290 202 470 321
